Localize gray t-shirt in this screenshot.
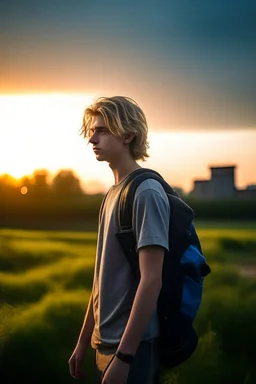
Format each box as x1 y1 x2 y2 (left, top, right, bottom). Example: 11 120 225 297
91 173 170 349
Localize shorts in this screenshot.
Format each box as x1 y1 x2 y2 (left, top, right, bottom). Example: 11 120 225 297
93 338 160 384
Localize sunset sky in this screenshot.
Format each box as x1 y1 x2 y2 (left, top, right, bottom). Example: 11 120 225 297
1 0 255 193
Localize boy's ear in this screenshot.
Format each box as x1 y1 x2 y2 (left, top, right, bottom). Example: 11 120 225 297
123 133 135 144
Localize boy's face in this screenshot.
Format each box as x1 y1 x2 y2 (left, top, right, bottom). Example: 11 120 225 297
88 114 126 164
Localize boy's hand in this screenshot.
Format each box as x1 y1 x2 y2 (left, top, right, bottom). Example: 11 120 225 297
102 357 130 384
68 343 88 380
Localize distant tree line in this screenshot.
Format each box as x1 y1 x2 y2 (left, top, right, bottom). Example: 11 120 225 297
0 169 104 230
0 170 255 231
0 169 88 199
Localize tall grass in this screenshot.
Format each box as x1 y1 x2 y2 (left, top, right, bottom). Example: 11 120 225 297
0 226 256 383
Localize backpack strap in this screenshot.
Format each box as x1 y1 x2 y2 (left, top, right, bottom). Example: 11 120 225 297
118 169 177 230
98 168 159 224
117 169 194 240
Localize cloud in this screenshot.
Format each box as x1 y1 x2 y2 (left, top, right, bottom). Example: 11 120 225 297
0 0 255 128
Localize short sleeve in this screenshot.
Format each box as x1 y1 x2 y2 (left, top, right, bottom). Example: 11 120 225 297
132 179 170 252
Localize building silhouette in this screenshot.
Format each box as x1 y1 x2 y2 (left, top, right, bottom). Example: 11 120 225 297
191 165 256 199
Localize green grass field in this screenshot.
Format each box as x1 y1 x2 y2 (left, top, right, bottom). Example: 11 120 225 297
0 223 256 383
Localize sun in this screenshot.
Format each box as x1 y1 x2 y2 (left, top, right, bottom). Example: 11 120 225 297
0 93 96 179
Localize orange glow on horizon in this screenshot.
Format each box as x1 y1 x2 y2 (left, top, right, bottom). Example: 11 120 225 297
0 92 95 177
0 94 255 193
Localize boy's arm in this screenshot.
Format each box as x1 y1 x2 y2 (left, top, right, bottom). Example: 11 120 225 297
69 291 95 379
115 185 169 356
76 292 95 347
117 244 164 355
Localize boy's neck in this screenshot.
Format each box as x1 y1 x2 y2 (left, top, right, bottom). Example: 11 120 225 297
110 159 142 185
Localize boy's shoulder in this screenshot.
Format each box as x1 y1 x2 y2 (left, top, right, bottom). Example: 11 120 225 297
135 178 167 199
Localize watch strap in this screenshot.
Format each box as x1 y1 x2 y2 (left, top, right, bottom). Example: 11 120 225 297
115 350 134 365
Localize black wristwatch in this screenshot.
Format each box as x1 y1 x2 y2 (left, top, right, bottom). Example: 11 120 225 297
115 350 134 365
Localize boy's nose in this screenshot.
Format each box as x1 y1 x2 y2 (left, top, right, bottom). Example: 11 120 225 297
89 133 98 144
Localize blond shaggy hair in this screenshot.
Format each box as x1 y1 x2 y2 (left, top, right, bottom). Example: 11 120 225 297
80 96 150 161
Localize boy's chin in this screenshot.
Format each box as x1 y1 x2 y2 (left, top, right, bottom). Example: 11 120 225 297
95 155 106 162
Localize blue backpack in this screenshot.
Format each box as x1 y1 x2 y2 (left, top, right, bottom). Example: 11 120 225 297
115 168 211 368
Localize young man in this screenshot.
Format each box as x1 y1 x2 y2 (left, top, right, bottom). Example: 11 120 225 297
68 96 170 384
